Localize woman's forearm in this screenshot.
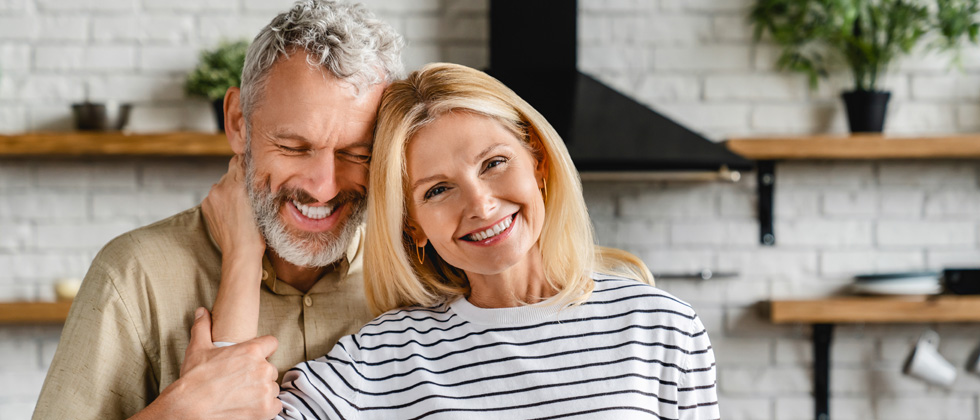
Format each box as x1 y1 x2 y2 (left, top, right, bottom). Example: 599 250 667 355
211 252 263 343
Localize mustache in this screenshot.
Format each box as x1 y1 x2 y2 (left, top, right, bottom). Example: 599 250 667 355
274 187 365 208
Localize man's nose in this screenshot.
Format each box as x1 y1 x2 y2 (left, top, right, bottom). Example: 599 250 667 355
301 152 340 203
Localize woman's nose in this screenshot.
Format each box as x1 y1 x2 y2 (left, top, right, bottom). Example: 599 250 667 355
464 183 497 219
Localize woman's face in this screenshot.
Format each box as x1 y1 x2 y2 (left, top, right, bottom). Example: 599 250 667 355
405 112 547 277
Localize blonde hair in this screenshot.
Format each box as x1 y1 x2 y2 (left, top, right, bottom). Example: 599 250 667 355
364 63 653 315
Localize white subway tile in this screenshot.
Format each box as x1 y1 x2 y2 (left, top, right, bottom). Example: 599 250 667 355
776 220 874 247
713 337 771 366
580 44 652 72
444 45 487 70
197 16 273 43
879 189 925 217
0 161 33 189
619 186 717 219
653 45 753 71
923 190 980 218
141 159 227 189
0 192 88 221
713 15 753 42
777 161 876 188
0 44 30 72
38 16 89 42
875 396 974 420
706 74 808 101
0 106 27 134
718 250 818 280
144 0 237 11
0 0 27 11
879 161 977 188
92 16 139 42
877 220 976 247
36 222 136 250
35 45 136 71
92 192 196 220
37 0 135 11
138 16 196 43
822 190 878 217
0 400 37 419
36 161 138 189
102 74 185 101
719 366 810 394
655 103 751 134
616 219 668 246
820 250 925 276
629 15 713 45
911 75 980 100
716 396 770 420
751 103 847 134
28 105 75 132
670 220 757 246
638 249 713 274
885 102 957 133
661 0 752 12
635 75 701 102
0 16 38 40
360 0 440 13
773 189 820 218
927 250 980 269
443 0 487 13
0 222 32 251
139 46 199 72
775 396 877 420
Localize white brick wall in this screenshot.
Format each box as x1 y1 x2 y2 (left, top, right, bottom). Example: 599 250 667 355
2 1 980 419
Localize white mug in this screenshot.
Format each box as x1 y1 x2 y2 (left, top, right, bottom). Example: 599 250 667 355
903 330 957 387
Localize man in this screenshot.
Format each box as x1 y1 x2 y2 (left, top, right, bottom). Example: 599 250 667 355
32 1 404 418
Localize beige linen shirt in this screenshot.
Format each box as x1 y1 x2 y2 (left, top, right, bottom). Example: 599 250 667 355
32 206 374 419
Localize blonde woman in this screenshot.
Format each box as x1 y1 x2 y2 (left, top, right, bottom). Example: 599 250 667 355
204 63 719 419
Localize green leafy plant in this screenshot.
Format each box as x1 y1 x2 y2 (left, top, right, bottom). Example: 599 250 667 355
185 40 249 101
750 0 980 91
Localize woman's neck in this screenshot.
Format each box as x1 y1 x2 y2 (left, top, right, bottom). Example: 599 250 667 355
465 243 557 308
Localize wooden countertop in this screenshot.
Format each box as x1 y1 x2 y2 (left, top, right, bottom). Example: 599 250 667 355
0 132 232 157
0 302 73 324
769 295 980 324
726 134 980 160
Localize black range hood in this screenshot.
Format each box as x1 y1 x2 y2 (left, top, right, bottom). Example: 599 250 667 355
487 0 754 178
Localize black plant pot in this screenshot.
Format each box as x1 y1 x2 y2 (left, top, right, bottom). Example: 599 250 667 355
841 90 891 133
212 98 225 132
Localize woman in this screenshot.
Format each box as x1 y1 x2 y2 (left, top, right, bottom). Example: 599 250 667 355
207 63 719 419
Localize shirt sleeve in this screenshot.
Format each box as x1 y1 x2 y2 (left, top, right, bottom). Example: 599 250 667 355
677 314 720 420
33 245 157 420
277 336 363 420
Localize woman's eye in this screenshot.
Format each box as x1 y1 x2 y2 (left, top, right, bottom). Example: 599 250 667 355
485 157 507 171
424 185 448 200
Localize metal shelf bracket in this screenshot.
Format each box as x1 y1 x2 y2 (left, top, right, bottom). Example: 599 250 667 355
757 160 775 246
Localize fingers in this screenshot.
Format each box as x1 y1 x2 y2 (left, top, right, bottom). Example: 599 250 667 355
245 335 280 359
186 307 214 352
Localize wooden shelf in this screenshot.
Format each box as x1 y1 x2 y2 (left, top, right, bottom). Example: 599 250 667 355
769 295 980 324
0 132 232 157
0 301 73 324
726 134 980 160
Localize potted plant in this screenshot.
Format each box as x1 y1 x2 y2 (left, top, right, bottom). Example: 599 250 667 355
750 0 980 132
185 40 249 132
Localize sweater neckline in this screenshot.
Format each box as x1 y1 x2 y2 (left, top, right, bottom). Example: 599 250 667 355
449 292 576 326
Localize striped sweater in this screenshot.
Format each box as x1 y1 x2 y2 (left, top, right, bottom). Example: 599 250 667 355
277 275 719 420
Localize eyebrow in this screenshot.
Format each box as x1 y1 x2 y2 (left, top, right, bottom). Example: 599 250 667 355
410 143 507 192
268 129 372 150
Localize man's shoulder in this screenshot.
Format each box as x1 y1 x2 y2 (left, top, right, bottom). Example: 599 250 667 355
98 206 212 258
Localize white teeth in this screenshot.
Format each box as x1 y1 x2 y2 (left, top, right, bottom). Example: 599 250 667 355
292 199 334 220
467 215 513 241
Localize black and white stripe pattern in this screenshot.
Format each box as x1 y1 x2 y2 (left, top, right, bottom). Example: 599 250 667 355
277 275 719 420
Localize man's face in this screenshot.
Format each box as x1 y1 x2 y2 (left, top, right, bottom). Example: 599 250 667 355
242 52 385 268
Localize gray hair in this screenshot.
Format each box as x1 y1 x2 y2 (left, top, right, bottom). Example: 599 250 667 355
240 0 405 120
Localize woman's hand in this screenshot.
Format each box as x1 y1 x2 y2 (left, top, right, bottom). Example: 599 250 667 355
202 155 265 260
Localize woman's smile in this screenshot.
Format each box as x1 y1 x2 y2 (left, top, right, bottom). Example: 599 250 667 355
459 212 518 245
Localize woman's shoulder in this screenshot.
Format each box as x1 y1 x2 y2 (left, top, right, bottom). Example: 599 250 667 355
354 301 458 337
588 273 698 320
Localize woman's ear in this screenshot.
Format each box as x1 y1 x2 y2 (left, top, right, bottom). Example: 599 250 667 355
405 219 429 248
529 130 549 188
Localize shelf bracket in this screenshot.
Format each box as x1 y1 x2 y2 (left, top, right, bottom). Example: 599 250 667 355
813 323 834 420
757 160 775 246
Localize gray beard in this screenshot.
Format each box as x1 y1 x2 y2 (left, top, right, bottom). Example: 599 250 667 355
243 147 366 268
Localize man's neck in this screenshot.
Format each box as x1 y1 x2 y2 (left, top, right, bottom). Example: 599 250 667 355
268 252 330 293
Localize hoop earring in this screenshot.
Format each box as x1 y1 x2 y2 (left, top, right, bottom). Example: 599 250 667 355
541 182 548 203
415 244 425 264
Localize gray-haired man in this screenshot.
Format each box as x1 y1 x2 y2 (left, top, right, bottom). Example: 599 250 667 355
33 1 403 418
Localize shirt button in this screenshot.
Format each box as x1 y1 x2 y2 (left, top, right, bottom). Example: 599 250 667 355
261 270 269 280
304 296 313 307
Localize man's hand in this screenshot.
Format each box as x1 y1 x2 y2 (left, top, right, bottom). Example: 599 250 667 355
135 308 281 420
